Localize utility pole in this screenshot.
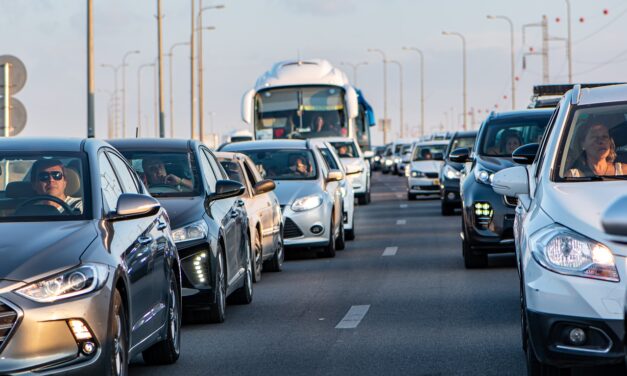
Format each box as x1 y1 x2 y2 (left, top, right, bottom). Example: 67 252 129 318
442 31 467 130
157 0 165 138
367 48 388 143
388 60 404 139
121 50 140 138
402 47 425 137
190 0 197 139
137 63 154 137
565 0 573 83
168 42 190 138
522 16 549 84
487 15 515 109
87 0 95 138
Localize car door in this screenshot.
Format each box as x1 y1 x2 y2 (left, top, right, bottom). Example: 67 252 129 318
242 158 275 256
316 148 342 234
99 150 162 344
201 148 245 288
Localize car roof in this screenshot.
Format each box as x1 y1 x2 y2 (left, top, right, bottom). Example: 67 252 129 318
310 137 356 144
577 83 627 106
220 139 309 151
0 137 91 152
107 138 194 152
486 109 554 122
415 140 450 146
452 130 478 138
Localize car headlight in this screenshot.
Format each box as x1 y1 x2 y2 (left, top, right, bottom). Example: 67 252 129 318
291 194 323 212
443 165 461 180
411 170 425 178
16 264 109 303
530 224 619 282
385 159 393 166
474 166 494 185
394 157 401 164
172 219 208 243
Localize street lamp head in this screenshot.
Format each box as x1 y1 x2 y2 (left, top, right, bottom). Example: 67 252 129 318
487 15 495 19
205 26 216 30
442 31 449 35
132 50 140 54
214 4 225 9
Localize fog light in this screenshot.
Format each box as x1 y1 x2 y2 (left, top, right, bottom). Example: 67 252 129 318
194 252 208 283
311 225 323 234
68 319 93 341
82 341 96 355
447 192 455 200
568 328 586 346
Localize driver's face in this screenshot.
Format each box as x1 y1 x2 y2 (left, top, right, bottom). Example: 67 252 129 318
295 158 308 173
34 165 67 199
145 162 167 184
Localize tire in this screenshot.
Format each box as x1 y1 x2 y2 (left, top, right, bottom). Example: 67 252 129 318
208 250 226 323
345 215 355 241
231 239 254 305
366 189 371 204
252 230 263 283
462 237 488 268
525 317 564 376
441 201 454 216
407 192 415 201
265 227 284 272
320 218 336 258
335 219 346 250
142 274 181 365
108 289 129 376
357 195 368 205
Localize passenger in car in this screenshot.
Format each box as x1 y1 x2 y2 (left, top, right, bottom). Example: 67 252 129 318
288 155 311 176
30 159 83 213
566 122 624 177
142 157 193 189
499 130 523 155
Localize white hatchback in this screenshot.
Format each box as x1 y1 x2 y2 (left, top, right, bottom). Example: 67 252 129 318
492 84 627 373
405 140 449 200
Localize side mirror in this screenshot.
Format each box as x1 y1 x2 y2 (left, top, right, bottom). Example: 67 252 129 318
109 193 160 221
208 180 245 202
433 152 444 161
345 87 359 119
345 164 363 176
253 179 276 195
512 143 539 165
491 166 529 197
602 196 627 237
363 150 375 159
449 147 471 163
326 170 344 182
241 89 255 125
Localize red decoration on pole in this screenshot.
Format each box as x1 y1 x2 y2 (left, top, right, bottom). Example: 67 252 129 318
603 9 609 16
555 17 561 23
579 17 585 23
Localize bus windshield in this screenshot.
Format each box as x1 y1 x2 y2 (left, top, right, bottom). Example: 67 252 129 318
254 86 347 140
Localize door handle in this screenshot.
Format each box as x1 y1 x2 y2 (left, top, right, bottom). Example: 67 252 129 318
137 235 153 245
237 199 245 207
230 211 240 218
157 219 167 231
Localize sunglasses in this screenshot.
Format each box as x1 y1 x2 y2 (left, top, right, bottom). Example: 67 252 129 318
38 171 64 182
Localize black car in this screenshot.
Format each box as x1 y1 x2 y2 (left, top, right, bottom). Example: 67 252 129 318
370 145 386 171
439 130 477 215
451 110 553 268
110 139 253 323
0 138 181 375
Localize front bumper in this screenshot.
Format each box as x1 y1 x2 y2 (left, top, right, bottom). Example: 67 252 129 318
0 275 114 375
461 178 515 252
177 240 216 309
440 178 461 205
350 172 368 195
282 203 332 248
407 176 440 194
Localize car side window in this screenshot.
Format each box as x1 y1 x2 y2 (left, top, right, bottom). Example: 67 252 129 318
242 160 259 185
99 152 124 212
205 149 227 179
107 152 140 194
535 104 561 180
315 149 329 177
197 150 217 193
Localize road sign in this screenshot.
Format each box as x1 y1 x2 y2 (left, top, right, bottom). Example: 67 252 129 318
0 98 27 136
0 55 27 95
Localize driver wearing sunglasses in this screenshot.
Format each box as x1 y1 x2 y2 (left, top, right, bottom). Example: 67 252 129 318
30 159 83 213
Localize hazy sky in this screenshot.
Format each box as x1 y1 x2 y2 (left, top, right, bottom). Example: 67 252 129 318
1 0 626 145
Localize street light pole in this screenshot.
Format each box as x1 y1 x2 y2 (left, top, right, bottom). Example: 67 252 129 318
197 3 224 143
442 31 467 130
87 0 95 138
402 46 425 137
487 15 515 109
340 61 368 86
190 0 196 139
137 63 154 137
168 42 190 138
565 0 573 83
367 48 388 143
121 49 140 138
100 64 122 137
156 0 165 138
388 60 404 139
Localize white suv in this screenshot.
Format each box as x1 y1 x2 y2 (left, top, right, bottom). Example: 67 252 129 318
492 84 627 373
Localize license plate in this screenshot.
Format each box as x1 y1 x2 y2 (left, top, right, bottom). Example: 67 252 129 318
433 179 440 185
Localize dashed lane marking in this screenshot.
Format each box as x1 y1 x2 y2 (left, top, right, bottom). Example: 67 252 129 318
335 305 371 329
382 246 398 256
400 204 408 208
396 219 406 225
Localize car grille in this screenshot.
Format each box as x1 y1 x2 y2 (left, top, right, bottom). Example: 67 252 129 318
504 196 518 207
280 205 286 212
412 185 439 191
425 172 439 179
283 218 304 239
0 301 18 352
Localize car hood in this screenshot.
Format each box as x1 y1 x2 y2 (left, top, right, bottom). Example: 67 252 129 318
409 160 443 173
0 221 98 283
273 180 322 206
340 157 363 168
158 196 205 229
476 156 515 172
542 182 627 256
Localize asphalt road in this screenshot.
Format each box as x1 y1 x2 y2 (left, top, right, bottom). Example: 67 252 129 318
129 172 530 376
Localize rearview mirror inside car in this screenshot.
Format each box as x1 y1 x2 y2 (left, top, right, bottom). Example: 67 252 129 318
448 148 471 163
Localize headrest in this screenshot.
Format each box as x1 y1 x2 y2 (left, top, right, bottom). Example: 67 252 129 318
6 181 35 198
64 168 82 197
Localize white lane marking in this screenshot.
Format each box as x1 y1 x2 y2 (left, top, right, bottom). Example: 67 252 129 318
335 305 371 329
400 204 408 209
395 193 403 199
382 246 398 256
396 219 406 225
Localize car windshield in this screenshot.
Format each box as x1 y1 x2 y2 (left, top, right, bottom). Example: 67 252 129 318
448 136 476 156
0 154 89 221
330 142 358 158
557 103 627 181
237 149 317 180
119 152 201 197
412 144 447 161
479 115 551 157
